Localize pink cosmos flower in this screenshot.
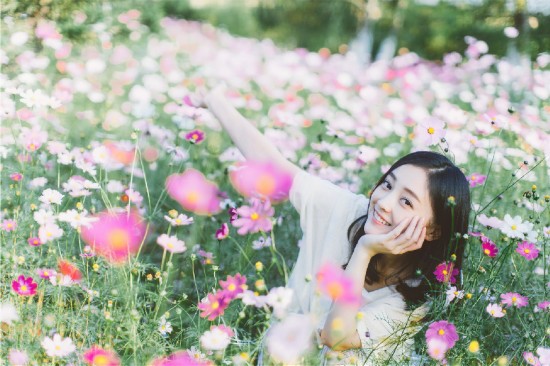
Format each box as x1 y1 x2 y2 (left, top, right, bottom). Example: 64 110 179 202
185 129 205 144
9 172 23 182
156 234 187 254
198 292 230 321
232 198 274 235
36 268 56 279
8 349 29 366
467 173 486 188
427 338 448 361
11 275 37 296
197 249 214 265
215 223 229 240
500 292 528 308
425 320 459 350
316 262 360 306
219 273 247 300
523 352 541 366
416 117 446 146
83 345 121 366
433 262 459 284
486 303 506 318
150 351 213 366
481 238 498 257
537 301 550 311
2 219 17 232
166 169 222 216
229 161 293 203
516 241 539 261
80 209 147 264
228 207 238 223
28 237 41 246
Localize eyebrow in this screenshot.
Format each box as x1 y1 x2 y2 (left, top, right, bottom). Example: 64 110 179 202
388 172 422 203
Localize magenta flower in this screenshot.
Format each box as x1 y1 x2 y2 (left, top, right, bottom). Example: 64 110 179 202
467 173 486 188
9 172 23 182
2 219 17 232
185 129 205 144
416 117 446 146
537 301 550 311
316 262 360 306
80 209 147 264
229 161 293 203
151 351 213 366
166 169 222 216
12 275 38 296
228 208 238 223
501 292 528 308
28 237 42 246
516 241 539 261
83 345 121 366
232 198 274 235
215 223 229 240
481 238 498 257
198 292 230 321
425 320 459 350
219 273 247 300
433 262 459 284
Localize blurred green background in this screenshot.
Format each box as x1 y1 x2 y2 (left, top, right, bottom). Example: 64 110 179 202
3 0 549 60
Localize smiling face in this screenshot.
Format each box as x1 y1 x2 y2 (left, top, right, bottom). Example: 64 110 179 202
364 164 435 239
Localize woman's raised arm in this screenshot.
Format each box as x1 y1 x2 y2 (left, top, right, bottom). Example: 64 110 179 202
204 86 301 179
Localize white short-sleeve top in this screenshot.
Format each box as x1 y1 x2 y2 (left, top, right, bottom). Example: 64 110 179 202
287 171 428 365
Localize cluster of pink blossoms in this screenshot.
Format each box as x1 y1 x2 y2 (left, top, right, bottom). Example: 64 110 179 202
198 273 247 321
425 320 459 362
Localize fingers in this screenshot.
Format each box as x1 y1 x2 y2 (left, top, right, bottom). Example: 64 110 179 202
387 217 413 240
393 217 426 254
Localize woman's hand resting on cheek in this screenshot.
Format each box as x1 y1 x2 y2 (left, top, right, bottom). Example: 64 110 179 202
358 216 426 257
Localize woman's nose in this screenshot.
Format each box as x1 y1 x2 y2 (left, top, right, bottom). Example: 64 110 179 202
377 194 392 212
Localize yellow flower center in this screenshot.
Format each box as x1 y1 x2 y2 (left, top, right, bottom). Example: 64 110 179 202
438 329 445 335
427 127 435 134
167 243 174 249
55 345 61 350
107 229 130 250
93 355 110 366
442 270 448 275
211 301 219 310
484 249 490 255
524 249 530 254
511 296 517 302
256 174 276 196
327 282 343 299
511 225 517 230
192 134 198 140
186 191 199 204
250 212 259 220
228 284 236 291
21 285 28 292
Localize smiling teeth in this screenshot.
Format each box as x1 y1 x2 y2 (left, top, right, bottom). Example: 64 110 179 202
374 211 391 226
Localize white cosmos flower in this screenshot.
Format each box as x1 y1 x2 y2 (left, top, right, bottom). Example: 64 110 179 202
38 223 64 243
499 214 533 239
58 209 98 229
200 327 230 351
0 302 19 325
41 333 76 357
39 188 64 206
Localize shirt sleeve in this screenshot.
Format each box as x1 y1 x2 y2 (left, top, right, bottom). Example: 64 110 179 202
286 171 369 325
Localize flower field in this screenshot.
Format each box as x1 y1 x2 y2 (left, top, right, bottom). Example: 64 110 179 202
1 7 549 366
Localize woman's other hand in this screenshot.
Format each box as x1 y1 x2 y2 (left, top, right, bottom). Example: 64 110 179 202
358 216 426 257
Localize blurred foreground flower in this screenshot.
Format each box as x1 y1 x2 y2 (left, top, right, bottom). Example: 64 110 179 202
266 313 315 364
229 161 292 202
150 350 213 366
83 346 121 366
0 302 19 325
166 169 222 215
80 209 147 264
316 262 360 305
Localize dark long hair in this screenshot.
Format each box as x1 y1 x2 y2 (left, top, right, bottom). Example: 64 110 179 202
345 151 471 306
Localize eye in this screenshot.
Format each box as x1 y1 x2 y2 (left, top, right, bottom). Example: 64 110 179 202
402 197 413 208
382 180 392 190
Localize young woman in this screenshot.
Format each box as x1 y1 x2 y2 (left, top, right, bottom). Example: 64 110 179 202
204 86 471 364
